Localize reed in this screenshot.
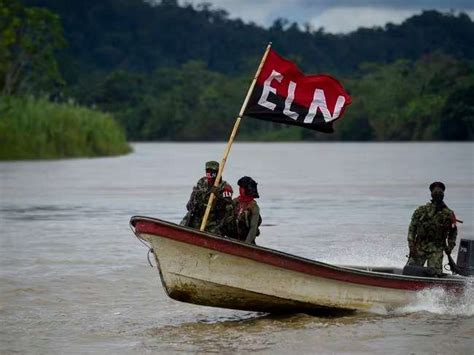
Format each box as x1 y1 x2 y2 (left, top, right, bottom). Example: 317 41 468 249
0 96 131 160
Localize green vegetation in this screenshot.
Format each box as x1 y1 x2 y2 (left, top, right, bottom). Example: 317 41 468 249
341 54 474 141
0 96 131 160
21 0 474 78
0 0 130 160
76 54 474 141
1 0 65 96
7 0 474 143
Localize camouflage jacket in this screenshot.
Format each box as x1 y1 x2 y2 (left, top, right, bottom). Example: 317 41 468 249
408 201 457 253
230 198 261 243
185 177 233 230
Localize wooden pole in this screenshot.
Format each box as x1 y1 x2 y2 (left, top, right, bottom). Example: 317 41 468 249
199 42 272 232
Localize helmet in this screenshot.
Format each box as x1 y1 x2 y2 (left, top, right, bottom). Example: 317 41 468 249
429 181 445 192
238 176 259 198
205 160 219 171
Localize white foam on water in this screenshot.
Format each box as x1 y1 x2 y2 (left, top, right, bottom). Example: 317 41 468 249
395 278 474 316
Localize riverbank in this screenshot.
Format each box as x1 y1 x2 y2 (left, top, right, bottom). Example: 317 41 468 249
0 96 131 160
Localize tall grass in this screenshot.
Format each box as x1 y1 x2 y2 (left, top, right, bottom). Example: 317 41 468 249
0 96 131 160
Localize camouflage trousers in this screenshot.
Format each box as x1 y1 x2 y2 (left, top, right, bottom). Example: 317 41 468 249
407 249 444 276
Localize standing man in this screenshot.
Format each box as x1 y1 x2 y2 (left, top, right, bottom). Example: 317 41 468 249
181 161 233 236
406 181 457 277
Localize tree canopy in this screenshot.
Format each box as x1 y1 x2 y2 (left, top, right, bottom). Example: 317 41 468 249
13 0 474 141
1 0 65 95
21 0 474 78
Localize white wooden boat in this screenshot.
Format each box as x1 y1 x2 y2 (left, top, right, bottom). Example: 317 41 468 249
130 216 467 314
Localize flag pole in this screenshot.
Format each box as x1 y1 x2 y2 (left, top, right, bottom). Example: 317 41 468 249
200 42 272 232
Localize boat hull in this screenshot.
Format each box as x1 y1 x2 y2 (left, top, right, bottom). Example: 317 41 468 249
131 216 466 313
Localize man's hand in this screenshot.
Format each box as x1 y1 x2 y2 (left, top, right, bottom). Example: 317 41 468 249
209 186 219 196
445 242 455 254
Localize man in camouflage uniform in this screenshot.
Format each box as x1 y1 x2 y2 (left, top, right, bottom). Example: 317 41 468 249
181 161 233 235
406 181 457 277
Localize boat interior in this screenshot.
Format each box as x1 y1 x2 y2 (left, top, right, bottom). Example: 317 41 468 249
340 265 404 275
339 264 465 279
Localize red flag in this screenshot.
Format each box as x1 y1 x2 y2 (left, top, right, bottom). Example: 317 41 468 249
244 49 352 133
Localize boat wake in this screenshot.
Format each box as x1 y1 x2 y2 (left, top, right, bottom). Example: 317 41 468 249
394 279 474 316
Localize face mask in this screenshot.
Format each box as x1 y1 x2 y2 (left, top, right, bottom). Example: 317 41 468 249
206 170 217 183
238 187 254 203
431 188 444 203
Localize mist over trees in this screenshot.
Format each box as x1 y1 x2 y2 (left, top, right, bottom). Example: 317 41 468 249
11 0 474 141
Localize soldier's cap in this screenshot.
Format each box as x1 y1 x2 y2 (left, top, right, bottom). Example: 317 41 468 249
429 181 445 192
238 176 259 198
205 161 219 171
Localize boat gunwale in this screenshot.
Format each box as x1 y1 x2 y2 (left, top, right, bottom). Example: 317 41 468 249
130 216 466 291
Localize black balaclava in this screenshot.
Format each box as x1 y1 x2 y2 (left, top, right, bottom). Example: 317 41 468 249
431 187 444 203
429 181 446 211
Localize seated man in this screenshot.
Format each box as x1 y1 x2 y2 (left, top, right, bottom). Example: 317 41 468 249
181 160 233 236
405 181 457 277
225 176 261 244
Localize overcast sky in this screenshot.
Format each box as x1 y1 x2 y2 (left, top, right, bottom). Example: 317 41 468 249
180 0 474 33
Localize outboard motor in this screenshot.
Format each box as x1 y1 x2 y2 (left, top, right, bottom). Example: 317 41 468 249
456 238 474 276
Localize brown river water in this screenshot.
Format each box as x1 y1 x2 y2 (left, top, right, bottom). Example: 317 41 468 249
1 142 473 354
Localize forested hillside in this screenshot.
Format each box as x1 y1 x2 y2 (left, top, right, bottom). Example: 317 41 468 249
14 0 474 141
21 0 474 77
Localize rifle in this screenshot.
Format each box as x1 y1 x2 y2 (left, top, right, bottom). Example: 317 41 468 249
443 216 467 276
444 247 469 276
